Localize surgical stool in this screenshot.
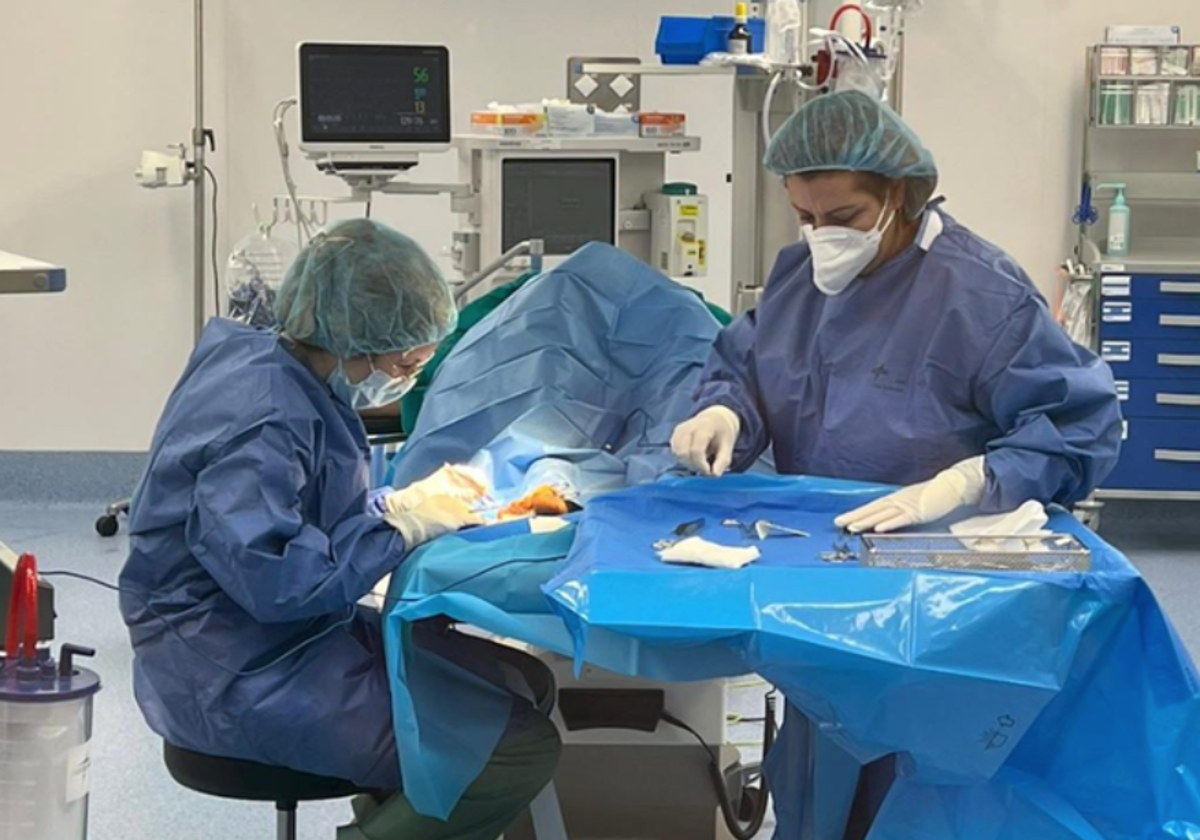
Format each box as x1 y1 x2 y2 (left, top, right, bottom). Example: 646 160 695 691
160 642 569 840
163 742 367 840
96 417 408 537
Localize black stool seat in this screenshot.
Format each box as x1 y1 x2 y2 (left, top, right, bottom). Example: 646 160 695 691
161 644 553 840
163 742 364 805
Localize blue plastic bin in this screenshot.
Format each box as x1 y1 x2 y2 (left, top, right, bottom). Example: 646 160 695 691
655 15 768 66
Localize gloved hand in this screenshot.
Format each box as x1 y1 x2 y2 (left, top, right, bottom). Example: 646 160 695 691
670 406 741 477
366 487 392 518
383 464 491 516
835 457 988 534
385 496 484 549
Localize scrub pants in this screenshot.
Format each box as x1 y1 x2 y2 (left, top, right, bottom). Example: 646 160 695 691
338 627 562 840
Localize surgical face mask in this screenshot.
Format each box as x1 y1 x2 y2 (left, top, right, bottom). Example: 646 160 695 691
327 359 416 411
802 199 896 296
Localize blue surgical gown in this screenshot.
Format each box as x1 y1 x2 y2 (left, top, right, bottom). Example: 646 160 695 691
119 320 411 787
695 207 1122 510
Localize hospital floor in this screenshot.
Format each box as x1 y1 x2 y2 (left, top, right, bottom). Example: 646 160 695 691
3 470 1198 839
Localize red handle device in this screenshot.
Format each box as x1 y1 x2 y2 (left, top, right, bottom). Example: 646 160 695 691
5 553 39 664
830 4 874 47
817 7 876 86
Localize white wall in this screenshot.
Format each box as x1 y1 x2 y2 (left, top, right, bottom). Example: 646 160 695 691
897 0 1200 287
0 0 228 451
0 0 728 451
2 0 1196 450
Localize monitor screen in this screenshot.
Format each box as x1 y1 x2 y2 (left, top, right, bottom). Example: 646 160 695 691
299 44 450 144
502 159 617 256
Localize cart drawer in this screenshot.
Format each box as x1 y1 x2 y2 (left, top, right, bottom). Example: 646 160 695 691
1102 339 1200 380
1115 378 1200 419
1102 418 1200 492
1099 297 1200 340
1101 274 1200 301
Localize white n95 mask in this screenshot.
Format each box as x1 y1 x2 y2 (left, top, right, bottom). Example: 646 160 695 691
802 200 896 296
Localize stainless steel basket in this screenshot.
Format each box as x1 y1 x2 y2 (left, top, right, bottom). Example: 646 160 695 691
859 533 1091 573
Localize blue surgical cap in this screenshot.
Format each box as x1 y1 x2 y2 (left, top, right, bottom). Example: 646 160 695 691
764 91 939 219
275 218 457 358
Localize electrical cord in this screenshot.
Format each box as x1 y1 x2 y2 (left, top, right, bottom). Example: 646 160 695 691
662 692 777 840
365 197 373 219
729 715 767 725
205 165 220 317
39 571 357 678
36 555 559 678
273 97 312 246
662 710 719 763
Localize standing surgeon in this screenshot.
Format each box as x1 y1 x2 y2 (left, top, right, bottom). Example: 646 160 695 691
671 91 1122 532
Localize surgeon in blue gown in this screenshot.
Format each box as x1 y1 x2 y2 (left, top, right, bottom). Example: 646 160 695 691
672 90 1122 530
670 92 1122 835
120 219 561 840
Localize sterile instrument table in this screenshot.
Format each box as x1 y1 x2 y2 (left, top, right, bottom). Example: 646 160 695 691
382 474 1200 840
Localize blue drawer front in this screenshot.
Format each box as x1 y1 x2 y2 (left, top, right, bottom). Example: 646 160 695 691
1114 378 1200 419
1101 274 1200 301
1099 297 1200 340
1102 338 1200 380
1103 417 1200 492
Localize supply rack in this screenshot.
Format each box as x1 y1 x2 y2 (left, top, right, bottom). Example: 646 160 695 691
1089 43 1200 131
1075 43 1200 503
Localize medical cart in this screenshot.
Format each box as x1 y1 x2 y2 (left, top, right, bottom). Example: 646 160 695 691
1076 43 1200 502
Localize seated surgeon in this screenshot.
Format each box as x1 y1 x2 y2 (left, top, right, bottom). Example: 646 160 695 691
672 91 1122 531
120 218 561 840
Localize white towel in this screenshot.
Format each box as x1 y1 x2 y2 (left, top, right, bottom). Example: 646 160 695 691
659 537 761 570
950 501 1050 552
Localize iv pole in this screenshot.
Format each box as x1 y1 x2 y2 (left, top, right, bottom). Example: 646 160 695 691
191 0 207 344
105 0 208 541
132 0 213 344
98 0 211 542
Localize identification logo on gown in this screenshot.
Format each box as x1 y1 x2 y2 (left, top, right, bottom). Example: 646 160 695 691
870 362 908 394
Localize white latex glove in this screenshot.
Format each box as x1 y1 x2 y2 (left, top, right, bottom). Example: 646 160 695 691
385 496 484 548
670 406 741 477
384 464 491 516
835 457 988 534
